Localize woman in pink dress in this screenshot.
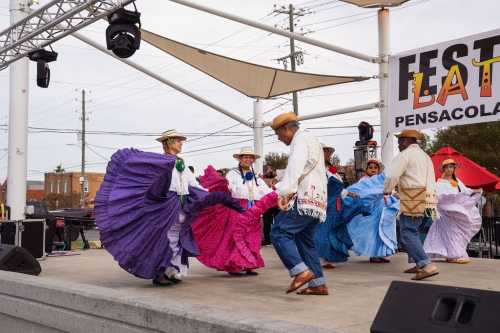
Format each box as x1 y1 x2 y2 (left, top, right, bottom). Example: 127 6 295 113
423 159 483 264
192 148 276 275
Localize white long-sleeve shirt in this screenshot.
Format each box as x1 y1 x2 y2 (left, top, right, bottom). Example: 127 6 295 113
169 168 205 195
226 169 272 200
274 128 327 221
384 144 438 210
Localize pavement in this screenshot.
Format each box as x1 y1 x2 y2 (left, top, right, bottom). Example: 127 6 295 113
38 247 500 333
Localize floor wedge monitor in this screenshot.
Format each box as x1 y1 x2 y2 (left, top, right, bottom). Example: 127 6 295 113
0 243 41 276
371 280 500 333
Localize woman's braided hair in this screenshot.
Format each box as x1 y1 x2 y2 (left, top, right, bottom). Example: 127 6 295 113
452 172 461 193
238 158 259 186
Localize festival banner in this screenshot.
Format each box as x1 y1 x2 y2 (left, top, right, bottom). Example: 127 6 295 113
389 28 500 132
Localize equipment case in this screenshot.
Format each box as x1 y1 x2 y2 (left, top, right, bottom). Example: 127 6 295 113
0 219 46 260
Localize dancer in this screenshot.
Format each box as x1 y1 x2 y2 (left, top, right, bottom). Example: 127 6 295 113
384 129 439 281
316 143 360 269
269 112 329 295
94 130 243 287
191 148 276 275
347 158 399 264
360 158 383 180
261 165 280 246
424 159 482 264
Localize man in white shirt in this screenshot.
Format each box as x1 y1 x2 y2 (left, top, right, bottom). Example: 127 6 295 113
269 112 329 295
383 129 439 281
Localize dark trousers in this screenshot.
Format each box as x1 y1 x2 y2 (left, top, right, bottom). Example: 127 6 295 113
262 207 280 245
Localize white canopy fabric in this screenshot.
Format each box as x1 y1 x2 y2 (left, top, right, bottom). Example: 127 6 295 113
339 0 409 8
141 29 369 99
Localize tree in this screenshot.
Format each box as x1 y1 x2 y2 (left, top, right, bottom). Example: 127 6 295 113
54 163 65 173
428 122 500 214
338 158 356 185
264 151 289 170
330 153 341 167
217 168 230 177
44 192 90 210
418 132 433 154
427 122 500 176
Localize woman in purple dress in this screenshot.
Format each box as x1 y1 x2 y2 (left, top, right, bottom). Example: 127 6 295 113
94 129 243 287
424 159 482 264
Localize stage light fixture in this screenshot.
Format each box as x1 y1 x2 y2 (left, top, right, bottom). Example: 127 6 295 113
355 121 376 146
105 4 141 59
28 49 58 88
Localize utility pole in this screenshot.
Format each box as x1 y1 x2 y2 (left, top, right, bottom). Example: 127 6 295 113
288 4 298 116
80 90 86 208
273 4 308 116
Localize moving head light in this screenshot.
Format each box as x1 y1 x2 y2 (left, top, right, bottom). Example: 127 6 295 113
106 5 141 59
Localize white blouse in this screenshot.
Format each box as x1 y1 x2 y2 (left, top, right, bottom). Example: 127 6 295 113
435 178 473 196
169 168 205 195
226 168 272 200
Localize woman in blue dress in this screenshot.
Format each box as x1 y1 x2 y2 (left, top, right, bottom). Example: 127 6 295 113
347 158 400 263
315 144 365 268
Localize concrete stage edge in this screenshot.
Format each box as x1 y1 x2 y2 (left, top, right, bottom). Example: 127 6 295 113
0 269 341 333
2 248 500 332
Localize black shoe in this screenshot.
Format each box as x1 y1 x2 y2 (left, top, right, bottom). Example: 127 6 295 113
153 279 173 286
164 274 182 283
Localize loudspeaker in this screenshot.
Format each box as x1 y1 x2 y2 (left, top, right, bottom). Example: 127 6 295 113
0 244 41 276
371 281 500 333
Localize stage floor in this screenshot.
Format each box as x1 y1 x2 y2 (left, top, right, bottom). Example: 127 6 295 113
38 247 500 333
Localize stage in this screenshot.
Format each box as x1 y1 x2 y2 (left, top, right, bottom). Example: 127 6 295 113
33 247 500 333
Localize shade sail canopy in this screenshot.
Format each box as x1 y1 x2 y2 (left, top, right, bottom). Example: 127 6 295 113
430 145 500 193
141 29 369 99
339 0 410 8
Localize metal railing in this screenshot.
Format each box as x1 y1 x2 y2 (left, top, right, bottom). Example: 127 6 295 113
475 217 500 259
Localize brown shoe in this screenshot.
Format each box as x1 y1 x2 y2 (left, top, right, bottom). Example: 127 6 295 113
404 266 420 274
411 269 439 281
286 270 315 294
297 285 329 295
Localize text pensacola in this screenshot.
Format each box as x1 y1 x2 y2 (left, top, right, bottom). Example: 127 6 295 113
394 102 500 128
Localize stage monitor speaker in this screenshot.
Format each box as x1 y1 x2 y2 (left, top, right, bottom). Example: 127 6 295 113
0 244 41 276
371 281 500 333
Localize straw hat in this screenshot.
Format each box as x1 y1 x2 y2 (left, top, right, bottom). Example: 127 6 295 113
438 158 461 172
361 158 385 173
394 129 422 140
320 143 335 154
269 111 298 130
233 147 261 160
155 129 187 142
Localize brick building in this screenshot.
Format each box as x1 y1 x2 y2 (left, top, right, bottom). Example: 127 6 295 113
0 180 45 203
44 172 105 208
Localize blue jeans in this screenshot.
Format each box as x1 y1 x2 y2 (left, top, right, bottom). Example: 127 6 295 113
399 214 431 268
270 203 325 287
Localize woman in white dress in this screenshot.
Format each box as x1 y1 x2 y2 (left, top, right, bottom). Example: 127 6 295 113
423 159 482 264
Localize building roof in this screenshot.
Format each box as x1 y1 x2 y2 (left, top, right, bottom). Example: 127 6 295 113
27 180 45 190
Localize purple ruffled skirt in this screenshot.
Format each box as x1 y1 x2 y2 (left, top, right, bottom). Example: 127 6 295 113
94 148 243 280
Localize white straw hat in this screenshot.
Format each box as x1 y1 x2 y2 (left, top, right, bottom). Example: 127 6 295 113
320 143 335 153
155 129 187 142
232 147 261 159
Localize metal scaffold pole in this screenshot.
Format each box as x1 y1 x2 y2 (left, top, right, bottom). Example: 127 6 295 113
80 90 86 208
378 8 393 165
7 0 31 219
253 100 264 175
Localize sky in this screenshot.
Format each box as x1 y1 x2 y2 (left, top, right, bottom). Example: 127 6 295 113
0 0 498 183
